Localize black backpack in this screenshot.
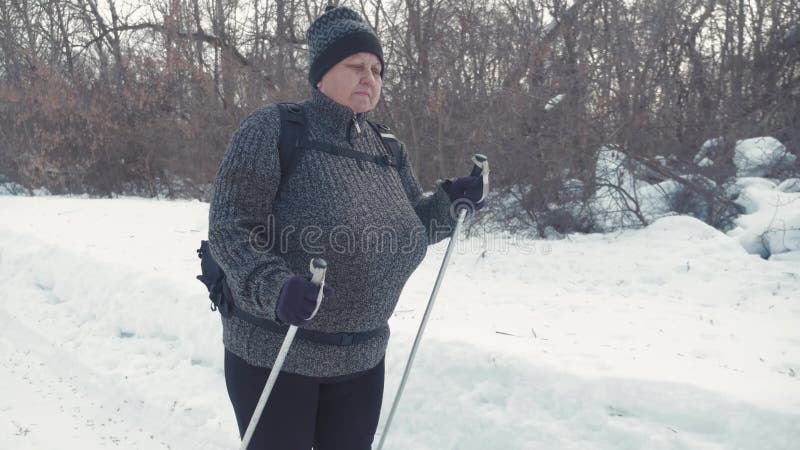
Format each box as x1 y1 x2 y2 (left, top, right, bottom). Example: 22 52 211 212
196 103 405 335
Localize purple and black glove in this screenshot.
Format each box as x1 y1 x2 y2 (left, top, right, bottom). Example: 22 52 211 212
276 275 334 326
441 176 487 211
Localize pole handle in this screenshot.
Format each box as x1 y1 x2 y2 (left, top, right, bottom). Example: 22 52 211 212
469 153 488 177
466 154 490 206
306 257 327 321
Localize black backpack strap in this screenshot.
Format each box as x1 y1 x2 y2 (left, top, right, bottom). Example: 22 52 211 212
296 121 405 169
302 138 400 167
275 110 405 172
368 121 405 170
276 103 307 197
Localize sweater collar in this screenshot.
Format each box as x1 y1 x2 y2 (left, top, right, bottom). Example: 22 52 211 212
309 88 370 140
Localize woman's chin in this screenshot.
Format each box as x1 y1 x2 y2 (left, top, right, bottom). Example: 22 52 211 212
350 104 373 113
348 96 375 113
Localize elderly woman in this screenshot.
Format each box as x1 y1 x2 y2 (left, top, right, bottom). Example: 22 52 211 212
208 5 486 449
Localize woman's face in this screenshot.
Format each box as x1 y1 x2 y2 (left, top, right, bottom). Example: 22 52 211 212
317 52 382 113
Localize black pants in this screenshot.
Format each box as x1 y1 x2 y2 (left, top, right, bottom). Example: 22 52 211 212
224 349 384 450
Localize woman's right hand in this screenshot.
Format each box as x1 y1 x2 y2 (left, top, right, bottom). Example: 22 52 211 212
276 275 334 326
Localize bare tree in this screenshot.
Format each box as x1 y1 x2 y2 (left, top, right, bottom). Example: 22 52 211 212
0 0 796 225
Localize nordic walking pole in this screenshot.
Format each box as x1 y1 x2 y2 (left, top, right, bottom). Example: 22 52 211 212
377 154 489 450
240 258 328 450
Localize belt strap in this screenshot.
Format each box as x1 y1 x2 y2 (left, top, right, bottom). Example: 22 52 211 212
227 303 383 346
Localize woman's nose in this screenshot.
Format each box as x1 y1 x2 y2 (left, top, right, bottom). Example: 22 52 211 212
361 71 378 85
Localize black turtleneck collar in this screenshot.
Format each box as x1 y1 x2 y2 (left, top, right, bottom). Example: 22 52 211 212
308 88 370 142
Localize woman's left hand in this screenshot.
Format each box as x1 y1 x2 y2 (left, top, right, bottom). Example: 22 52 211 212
441 176 486 211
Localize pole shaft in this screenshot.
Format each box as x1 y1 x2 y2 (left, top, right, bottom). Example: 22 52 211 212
239 325 298 450
377 208 467 450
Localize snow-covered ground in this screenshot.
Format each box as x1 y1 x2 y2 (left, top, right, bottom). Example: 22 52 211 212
1 195 799 449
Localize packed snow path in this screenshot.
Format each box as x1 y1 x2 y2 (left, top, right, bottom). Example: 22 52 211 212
1 196 798 449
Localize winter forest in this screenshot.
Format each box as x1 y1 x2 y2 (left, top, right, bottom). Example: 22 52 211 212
0 0 796 234
1 0 799 449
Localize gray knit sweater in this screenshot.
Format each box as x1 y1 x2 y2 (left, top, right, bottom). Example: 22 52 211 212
208 89 456 378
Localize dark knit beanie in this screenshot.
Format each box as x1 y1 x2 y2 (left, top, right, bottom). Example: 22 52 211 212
307 5 385 86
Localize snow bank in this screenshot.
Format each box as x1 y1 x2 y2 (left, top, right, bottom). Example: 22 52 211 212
694 137 725 167
727 177 800 258
777 178 800 193
589 147 677 231
734 137 796 177
588 137 798 244
637 215 739 245
0 180 29 195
